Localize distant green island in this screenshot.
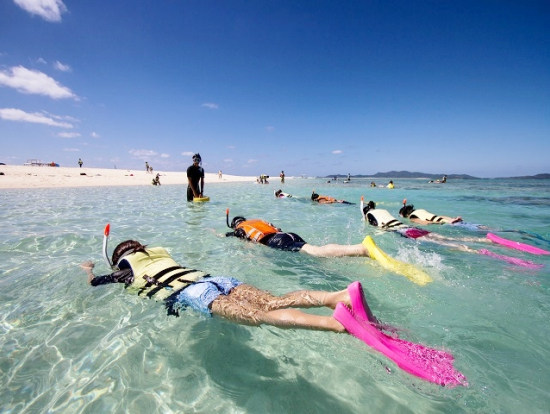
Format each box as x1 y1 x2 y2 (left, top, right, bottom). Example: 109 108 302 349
325 171 550 180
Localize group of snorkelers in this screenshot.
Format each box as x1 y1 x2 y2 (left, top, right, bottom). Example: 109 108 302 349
80 157 544 387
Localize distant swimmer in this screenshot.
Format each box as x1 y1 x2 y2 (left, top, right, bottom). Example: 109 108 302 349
386 180 394 189
311 191 354 205
399 200 462 225
274 189 292 198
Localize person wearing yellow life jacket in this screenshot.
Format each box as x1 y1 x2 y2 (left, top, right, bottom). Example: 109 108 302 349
399 200 462 225
226 213 369 257
311 191 354 204
80 235 370 329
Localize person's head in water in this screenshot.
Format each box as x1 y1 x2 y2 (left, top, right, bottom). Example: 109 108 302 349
112 240 148 266
230 216 246 229
311 192 319 201
399 204 415 218
192 153 202 165
362 200 376 215
275 190 282 197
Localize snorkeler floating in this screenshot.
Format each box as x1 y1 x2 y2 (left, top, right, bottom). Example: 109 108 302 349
360 197 544 268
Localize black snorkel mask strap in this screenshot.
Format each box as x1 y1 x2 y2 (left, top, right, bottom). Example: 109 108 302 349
102 223 115 269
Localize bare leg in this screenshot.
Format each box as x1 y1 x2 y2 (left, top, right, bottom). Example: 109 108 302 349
301 243 367 257
210 284 349 331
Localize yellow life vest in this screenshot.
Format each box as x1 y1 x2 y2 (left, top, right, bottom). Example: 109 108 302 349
410 209 445 223
236 219 279 242
123 247 207 301
366 209 404 229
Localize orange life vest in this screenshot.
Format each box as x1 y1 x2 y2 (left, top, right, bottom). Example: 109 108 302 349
236 219 279 242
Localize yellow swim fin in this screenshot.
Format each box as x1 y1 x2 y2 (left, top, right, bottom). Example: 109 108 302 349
362 236 432 286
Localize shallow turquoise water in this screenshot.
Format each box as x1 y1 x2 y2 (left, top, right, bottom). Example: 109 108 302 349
1 178 549 413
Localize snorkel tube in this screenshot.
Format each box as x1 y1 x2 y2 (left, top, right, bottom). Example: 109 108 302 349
102 223 114 269
226 208 231 228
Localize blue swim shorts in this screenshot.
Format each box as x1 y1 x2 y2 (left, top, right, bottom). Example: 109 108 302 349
175 276 243 316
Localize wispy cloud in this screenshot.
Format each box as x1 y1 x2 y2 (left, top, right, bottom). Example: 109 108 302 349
90 131 100 138
0 66 78 100
53 61 71 72
201 102 219 109
63 148 80 152
14 0 67 22
57 131 80 138
181 151 194 157
160 153 170 158
332 150 343 154
129 149 158 160
0 108 73 128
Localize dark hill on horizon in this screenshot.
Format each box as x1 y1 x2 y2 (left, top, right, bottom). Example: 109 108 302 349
325 171 550 179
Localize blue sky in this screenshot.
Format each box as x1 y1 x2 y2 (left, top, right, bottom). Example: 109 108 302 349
1 0 549 178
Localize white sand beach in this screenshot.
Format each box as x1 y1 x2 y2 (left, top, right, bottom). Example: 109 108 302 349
0 165 258 189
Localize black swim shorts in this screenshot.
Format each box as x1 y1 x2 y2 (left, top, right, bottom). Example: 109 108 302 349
263 232 306 251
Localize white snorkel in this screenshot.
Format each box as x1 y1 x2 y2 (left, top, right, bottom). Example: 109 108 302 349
102 223 114 269
360 196 365 221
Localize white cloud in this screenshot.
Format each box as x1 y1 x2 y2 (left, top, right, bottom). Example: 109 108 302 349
160 153 170 158
63 148 80 152
0 108 73 128
181 151 194 157
90 131 100 138
223 158 233 163
14 0 67 22
201 103 219 109
57 131 80 138
54 61 71 72
332 150 343 154
129 149 158 160
247 159 258 164
0 66 78 100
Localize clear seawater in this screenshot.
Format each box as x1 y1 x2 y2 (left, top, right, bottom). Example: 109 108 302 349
1 178 549 413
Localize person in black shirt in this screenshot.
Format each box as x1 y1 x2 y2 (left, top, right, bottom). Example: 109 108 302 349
186 153 204 201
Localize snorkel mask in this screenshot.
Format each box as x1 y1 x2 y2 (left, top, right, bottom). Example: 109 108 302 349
102 223 115 269
192 153 202 165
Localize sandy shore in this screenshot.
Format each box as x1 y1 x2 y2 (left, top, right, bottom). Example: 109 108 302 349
0 165 258 189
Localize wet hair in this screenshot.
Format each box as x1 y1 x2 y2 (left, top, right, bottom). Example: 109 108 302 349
230 216 246 229
311 192 319 200
399 204 415 218
112 240 148 266
275 190 282 196
362 200 376 215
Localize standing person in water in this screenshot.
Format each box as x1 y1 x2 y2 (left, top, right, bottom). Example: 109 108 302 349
79 227 467 387
186 153 204 201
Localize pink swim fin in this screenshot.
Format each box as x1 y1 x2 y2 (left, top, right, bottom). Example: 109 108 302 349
479 249 543 269
487 232 550 255
333 302 468 387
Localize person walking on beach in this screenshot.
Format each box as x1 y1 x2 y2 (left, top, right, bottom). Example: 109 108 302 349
78 158 83 168
79 234 466 386
280 170 285 183
187 153 204 201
